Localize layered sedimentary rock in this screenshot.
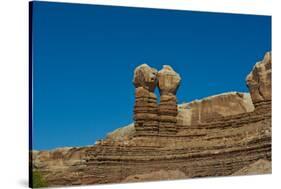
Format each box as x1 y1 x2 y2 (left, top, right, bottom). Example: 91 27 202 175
246 52 272 107
133 64 159 135
32 52 271 187
79 102 271 185
157 65 181 135
177 92 254 126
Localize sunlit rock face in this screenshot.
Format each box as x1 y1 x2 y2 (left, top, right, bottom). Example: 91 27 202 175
157 65 181 135
246 52 272 107
133 64 159 135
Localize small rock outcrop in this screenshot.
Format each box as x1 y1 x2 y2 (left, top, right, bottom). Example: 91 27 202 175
106 123 135 141
246 52 272 107
133 64 159 135
157 65 181 135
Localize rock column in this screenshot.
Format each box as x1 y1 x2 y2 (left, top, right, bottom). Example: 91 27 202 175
157 65 181 135
133 64 159 136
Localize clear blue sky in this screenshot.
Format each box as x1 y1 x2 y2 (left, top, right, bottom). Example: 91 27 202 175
32 1 271 150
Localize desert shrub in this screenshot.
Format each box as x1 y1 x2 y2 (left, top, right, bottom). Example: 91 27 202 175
32 170 48 188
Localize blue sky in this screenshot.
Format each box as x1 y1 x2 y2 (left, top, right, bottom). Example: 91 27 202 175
32 2 271 150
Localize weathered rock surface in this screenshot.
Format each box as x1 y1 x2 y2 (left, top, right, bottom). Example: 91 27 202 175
133 64 159 135
32 147 89 186
32 52 271 187
246 52 272 106
158 65 181 135
177 92 254 126
122 169 186 182
232 159 271 176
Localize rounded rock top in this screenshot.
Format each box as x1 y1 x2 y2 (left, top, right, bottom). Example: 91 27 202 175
133 63 158 92
157 65 181 95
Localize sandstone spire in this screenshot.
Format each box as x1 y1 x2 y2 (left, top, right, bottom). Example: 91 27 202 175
157 65 181 135
133 64 159 135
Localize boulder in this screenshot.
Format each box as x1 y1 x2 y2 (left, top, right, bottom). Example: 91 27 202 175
133 64 158 92
157 65 181 95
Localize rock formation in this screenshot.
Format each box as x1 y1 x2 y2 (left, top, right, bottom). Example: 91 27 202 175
32 52 271 187
133 64 159 135
157 65 181 135
246 52 272 108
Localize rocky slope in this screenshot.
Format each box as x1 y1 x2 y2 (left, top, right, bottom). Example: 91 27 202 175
32 52 271 187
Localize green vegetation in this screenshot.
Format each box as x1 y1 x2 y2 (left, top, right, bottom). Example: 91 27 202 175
32 170 48 188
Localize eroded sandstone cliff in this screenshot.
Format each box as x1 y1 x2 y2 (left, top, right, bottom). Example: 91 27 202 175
177 92 254 126
32 52 272 187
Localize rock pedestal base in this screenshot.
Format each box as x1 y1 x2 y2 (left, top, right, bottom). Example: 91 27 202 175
134 87 159 135
158 95 178 135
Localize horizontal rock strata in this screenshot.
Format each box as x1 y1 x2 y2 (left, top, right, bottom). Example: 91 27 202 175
81 104 271 185
158 95 178 135
231 159 271 176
